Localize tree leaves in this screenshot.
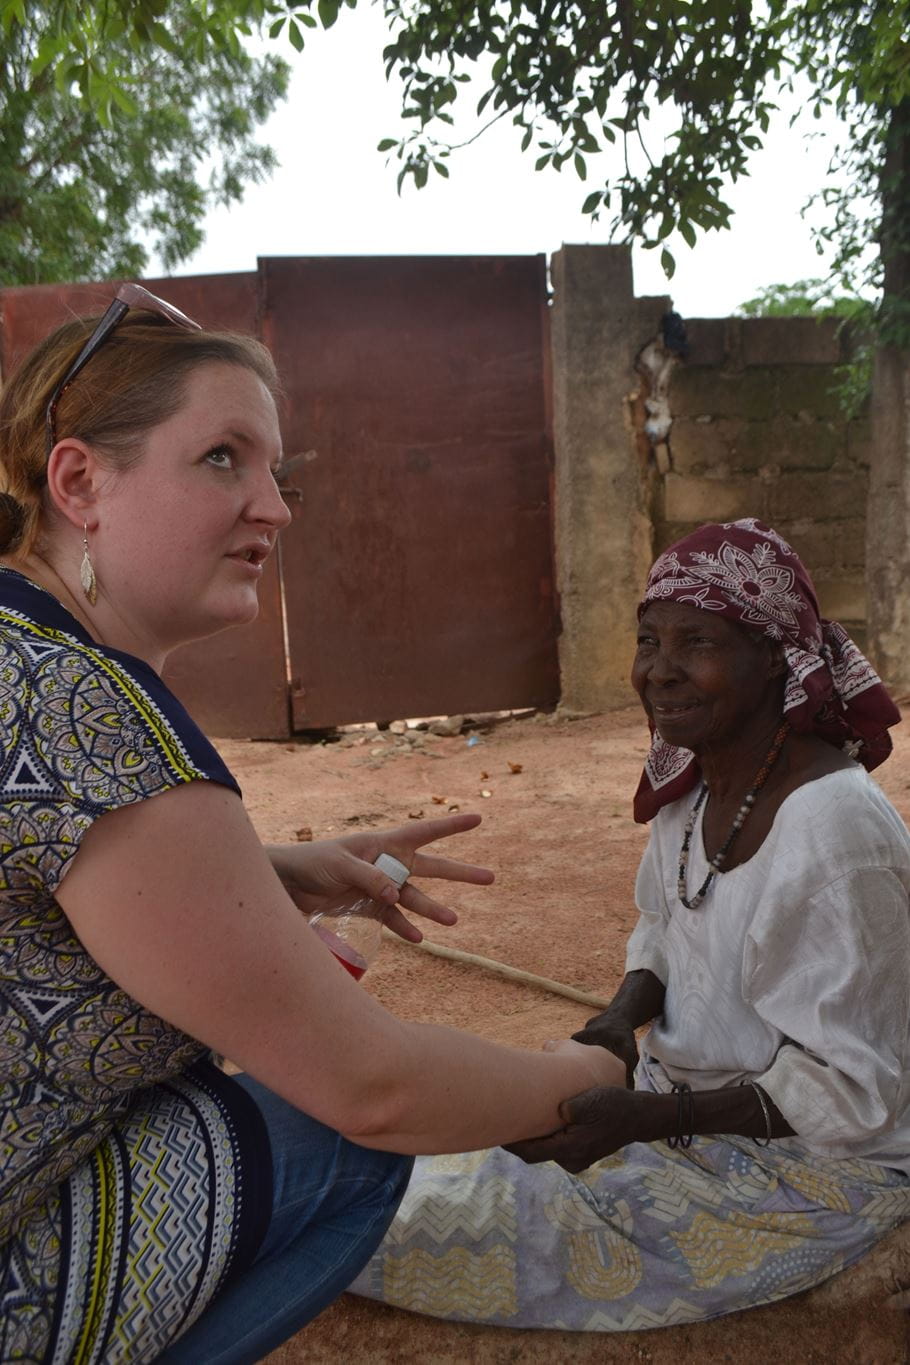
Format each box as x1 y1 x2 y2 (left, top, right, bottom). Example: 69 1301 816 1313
317 0 339 29
0 1 290 283
4 0 906 308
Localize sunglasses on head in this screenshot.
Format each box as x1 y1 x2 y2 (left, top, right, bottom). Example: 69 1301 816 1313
45 283 201 454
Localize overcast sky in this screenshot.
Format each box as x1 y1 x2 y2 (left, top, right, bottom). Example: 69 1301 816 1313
148 8 858 319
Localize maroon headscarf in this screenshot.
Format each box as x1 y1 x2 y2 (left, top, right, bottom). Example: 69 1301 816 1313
633 518 901 823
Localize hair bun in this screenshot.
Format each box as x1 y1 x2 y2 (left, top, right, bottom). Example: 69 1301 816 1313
0 492 26 553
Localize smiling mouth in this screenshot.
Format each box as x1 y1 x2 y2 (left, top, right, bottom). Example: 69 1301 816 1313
652 701 700 716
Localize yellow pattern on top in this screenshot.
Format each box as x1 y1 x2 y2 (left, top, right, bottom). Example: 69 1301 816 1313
0 607 200 784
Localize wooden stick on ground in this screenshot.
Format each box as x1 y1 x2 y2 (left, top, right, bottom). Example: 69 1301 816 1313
384 931 611 1010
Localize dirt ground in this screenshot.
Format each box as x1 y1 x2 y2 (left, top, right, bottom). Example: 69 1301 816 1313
214 704 910 1364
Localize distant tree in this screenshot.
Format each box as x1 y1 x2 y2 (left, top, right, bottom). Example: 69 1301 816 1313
0 2 289 283
737 279 874 322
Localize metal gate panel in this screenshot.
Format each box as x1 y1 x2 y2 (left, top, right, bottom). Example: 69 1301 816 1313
0 274 291 739
261 256 559 729
0 273 260 373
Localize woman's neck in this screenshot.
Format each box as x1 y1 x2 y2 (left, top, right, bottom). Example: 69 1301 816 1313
696 713 789 804
3 552 167 672
3 552 94 631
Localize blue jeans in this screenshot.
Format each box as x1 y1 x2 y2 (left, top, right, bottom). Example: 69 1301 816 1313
157 1075 413 1364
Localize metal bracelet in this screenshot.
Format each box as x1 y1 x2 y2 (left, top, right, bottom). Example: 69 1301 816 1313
748 1081 773 1147
667 1081 694 1149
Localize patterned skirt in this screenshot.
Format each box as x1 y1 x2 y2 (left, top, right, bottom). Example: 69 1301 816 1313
0 1061 270 1364
350 1135 910 1331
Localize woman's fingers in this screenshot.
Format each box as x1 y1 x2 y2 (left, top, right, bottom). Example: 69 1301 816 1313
293 814 492 936
386 812 483 848
502 1131 566 1164
409 850 495 885
389 882 458 928
325 816 493 887
380 904 425 942
386 815 494 881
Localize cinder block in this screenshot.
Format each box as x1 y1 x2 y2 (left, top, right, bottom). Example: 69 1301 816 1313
765 472 868 523
663 473 765 523
812 574 867 623
670 368 778 420
679 319 728 367
775 368 847 419
741 317 842 366
655 521 703 553
669 419 736 474
846 419 874 469
776 520 867 574
730 419 843 472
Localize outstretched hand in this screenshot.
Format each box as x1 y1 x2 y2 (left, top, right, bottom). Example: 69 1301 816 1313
268 813 494 941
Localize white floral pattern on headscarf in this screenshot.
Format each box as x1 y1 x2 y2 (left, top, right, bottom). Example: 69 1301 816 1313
633 519 901 823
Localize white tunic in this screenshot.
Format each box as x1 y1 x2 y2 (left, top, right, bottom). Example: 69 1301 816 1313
626 766 910 1172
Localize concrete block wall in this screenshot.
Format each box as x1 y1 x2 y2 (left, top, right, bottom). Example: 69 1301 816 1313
654 316 870 642
550 246 668 710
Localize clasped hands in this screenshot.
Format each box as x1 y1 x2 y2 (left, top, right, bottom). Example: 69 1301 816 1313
504 1012 642 1173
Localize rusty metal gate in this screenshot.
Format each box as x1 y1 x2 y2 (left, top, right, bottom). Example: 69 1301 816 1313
0 258 559 735
263 256 558 729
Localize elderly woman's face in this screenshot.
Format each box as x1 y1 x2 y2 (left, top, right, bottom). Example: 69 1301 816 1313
632 600 781 751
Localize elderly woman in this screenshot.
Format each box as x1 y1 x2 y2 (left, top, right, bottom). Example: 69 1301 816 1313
0 285 622 1363
353 518 910 1330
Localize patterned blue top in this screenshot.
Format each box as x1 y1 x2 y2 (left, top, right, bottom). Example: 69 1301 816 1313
0 571 271 1362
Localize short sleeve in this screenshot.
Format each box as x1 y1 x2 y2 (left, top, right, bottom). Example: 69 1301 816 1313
0 633 239 899
624 827 671 983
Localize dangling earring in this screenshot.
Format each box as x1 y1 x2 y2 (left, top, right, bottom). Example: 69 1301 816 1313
80 523 97 606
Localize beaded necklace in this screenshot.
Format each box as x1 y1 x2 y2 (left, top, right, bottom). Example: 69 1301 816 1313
677 721 790 909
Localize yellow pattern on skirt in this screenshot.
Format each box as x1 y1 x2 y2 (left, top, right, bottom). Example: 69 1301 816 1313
351 1134 910 1331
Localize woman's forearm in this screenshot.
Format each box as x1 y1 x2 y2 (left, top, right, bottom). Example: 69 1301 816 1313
630 1082 795 1144
319 1016 626 1154
598 969 666 1029
59 783 625 1157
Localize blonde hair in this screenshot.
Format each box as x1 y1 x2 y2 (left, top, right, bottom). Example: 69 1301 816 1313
0 310 279 555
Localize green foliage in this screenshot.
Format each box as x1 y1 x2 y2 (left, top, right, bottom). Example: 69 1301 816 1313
736 278 874 322
366 0 910 345
358 0 908 323
3 0 910 341
736 277 875 416
780 1 910 331
374 0 787 279
0 2 289 283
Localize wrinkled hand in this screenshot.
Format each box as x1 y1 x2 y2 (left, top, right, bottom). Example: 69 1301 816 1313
268 813 494 941
504 1085 643 1173
572 1011 639 1089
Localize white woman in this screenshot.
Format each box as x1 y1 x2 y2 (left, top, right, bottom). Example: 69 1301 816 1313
0 285 623 1363
354 519 910 1330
